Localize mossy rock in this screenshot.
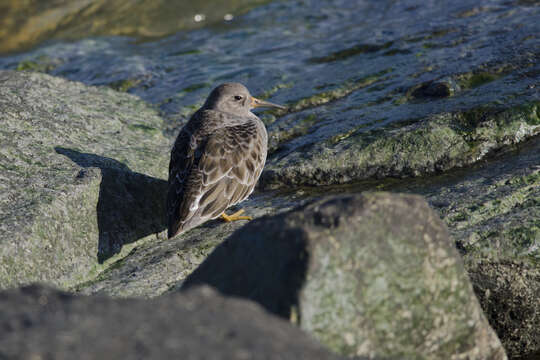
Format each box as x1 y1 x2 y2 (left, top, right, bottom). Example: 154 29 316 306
75 191 304 298
182 193 506 359
0 70 170 290
261 102 540 189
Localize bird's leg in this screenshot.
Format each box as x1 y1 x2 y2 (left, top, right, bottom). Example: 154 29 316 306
220 209 252 222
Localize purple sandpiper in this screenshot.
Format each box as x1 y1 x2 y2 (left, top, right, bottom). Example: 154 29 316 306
167 83 285 238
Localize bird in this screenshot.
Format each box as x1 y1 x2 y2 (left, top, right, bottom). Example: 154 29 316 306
167 83 285 239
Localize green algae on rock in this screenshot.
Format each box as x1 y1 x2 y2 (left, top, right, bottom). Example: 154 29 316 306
15 55 61 73
108 78 142 92
344 135 540 359
313 134 540 359
420 137 540 359
275 69 394 116
261 102 540 189
182 193 507 359
0 70 170 290
415 135 540 267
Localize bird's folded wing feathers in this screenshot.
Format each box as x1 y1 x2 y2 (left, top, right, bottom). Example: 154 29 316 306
167 126 195 237
167 121 265 237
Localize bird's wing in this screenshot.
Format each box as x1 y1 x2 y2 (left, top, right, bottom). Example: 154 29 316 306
167 120 198 238
167 119 266 238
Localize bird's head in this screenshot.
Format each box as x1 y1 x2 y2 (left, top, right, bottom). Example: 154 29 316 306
203 83 285 115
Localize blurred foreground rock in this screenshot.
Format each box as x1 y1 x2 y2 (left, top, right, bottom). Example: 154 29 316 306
183 193 507 360
0 284 342 360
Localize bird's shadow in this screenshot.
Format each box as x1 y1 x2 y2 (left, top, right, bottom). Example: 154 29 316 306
55 147 167 263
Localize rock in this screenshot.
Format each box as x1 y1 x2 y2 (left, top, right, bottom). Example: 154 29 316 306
408 79 458 100
182 193 506 359
0 69 311 298
468 260 540 359
286 134 540 359
261 103 540 189
0 1 538 356
0 70 170 290
0 284 342 360
419 135 540 266
75 192 304 298
403 135 540 359
2 3 537 186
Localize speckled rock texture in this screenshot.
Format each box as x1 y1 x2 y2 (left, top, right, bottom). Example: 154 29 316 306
182 193 507 360
469 261 540 359
0 284 343 360
0 70 169 289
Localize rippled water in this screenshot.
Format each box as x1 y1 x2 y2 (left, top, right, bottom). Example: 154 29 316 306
0 0 270 54
1 0 538 158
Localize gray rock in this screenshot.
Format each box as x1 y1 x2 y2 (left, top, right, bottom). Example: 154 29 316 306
0 70 170 289
0 284 343 360
182 193 506 359
418 136 540 267
0 69 312 298
76 192 305 298
386 135 540 359
274 134 540 359
261 103 540 189
0 1 538 356
469 260 540 359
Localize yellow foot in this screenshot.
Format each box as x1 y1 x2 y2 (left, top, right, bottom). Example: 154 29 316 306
220 209 253 222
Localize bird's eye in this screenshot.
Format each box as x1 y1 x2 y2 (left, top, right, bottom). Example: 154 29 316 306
234 95 243 101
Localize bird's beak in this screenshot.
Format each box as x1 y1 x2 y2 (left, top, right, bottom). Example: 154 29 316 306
251 96 287 110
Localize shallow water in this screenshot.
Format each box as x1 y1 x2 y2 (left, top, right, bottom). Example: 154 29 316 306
1 0 539 160
0 0 270 54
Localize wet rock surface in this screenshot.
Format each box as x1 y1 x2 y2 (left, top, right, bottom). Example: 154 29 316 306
0 284 342 360
0 0 539 359
182 193 506 360
415 136 540 266
261 103 540 188
0 1 537 188
1 0 538 190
